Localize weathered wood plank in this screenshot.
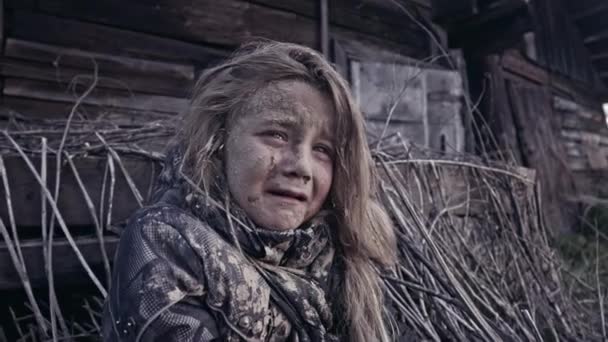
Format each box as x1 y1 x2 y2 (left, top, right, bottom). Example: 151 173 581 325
5 39 195 83
0 96 178 124
0 237 119 289
0 155 158 228
35 0 317 48
249 0 429 51
1 96 87 120
502 51 549 85
505 79 579 232
561 129 608 146
9 11 229 66
34 0 430 59
586 144 608 169
4 0 34 10
503 51 604 111
567 156 589 171
0 0 4 56
0 0 4 96
565 145 583 158
332 26 426 60
483 55 524 164
551 75 605 110
561 112 608 134
0 56 191 98
3 78 188 114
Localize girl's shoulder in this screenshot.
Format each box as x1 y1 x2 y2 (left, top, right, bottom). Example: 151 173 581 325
123 203 220 239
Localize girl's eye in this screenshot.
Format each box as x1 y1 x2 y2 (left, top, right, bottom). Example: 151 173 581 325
314 144 333 158
264 131 288 141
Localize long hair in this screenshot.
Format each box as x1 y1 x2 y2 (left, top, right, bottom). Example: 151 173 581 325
179 41 397 341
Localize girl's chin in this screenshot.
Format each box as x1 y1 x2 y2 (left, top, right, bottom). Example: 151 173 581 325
253 212 306 231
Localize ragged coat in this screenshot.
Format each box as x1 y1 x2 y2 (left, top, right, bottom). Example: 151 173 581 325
102 149 344 341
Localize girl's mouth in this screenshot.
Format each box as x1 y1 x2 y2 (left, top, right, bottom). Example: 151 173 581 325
266 189 307 202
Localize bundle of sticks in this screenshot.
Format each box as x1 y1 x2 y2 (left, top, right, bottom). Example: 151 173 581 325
376 136 604 341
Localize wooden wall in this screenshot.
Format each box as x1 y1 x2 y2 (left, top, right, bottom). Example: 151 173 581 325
471 49 608 232
554 97 608 198
0 0 432 125
499 51 608 195
530 0 604 92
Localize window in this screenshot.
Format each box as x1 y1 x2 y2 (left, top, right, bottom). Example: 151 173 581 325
334 39 465 153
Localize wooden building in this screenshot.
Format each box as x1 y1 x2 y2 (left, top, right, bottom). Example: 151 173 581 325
440 0 608 232
0 0 606 313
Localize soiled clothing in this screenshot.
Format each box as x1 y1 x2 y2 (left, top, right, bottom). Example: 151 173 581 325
102 148 343 341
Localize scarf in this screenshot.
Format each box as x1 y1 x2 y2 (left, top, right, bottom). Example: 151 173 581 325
150 146 341 341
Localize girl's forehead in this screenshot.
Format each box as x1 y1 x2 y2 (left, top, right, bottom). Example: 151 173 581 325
238 80 336 133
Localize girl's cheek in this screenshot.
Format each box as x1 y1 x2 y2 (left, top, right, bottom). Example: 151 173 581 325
314 161 333 193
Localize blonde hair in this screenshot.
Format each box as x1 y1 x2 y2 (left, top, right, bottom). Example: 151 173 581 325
179 41 397 341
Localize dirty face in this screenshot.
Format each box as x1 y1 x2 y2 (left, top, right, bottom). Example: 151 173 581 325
224 80 335 231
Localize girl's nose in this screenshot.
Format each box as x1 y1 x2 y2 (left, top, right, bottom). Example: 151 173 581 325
281 146 312 183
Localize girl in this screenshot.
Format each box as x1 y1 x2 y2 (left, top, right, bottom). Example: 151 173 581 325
103 41 398 342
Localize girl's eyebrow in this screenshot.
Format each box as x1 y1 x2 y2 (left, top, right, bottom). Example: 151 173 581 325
260 115 335 144
260 116 299 128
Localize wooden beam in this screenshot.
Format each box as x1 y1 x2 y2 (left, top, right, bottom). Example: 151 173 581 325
483 55 525 164
573 3 608 21
584 28 608 44
11 11 229 66
0 0 4 100
4 0 34 10
5 39 195 82
0 0 4 55
0 57 192 98
247 0 428 52
591 51 608 61
501 51 607 106
320 0 329 57
35 0 317 48
1 96 176 123
502 51 549 85
0 236 119 289
3 78 188 114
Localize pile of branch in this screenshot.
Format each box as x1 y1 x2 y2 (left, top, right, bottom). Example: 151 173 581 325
0 108 175 341
377 137 605 341
0 108 174 160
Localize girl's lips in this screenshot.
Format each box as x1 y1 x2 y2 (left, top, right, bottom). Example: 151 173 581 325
266 188 307 202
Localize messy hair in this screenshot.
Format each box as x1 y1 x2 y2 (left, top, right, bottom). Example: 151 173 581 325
179 41 397 341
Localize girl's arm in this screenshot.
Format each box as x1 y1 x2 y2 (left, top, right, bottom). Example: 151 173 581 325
102 210 220 342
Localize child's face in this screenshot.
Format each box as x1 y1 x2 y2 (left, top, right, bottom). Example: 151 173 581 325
224 80 335 231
